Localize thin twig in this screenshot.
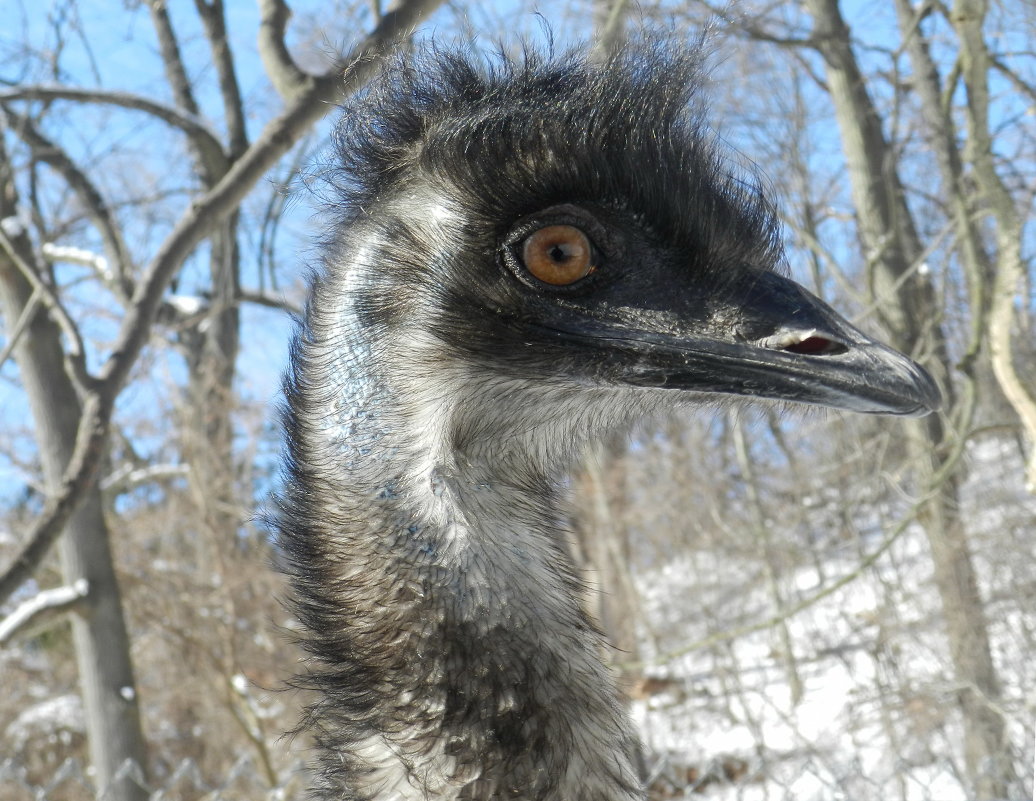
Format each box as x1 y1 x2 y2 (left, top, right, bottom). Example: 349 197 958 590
619 484 940 671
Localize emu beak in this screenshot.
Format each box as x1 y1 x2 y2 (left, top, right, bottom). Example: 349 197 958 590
557 270 942 417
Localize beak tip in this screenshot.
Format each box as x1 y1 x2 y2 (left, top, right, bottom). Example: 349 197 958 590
883 357 943 417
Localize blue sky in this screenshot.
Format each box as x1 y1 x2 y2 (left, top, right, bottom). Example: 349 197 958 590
2 0 1031 504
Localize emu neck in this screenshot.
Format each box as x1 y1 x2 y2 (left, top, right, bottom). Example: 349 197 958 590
297 318 643 800
327 333 581 647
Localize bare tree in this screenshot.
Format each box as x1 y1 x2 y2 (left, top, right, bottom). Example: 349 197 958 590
800 2 1009 793
0 135 149 801
632 1 1031 795
0 1 444 796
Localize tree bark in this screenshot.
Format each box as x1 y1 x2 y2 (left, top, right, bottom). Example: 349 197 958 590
572 441 642 668
949 0 1036 490
0 152 149 801
152 0 244 577
0 3 448 793
591 0 633 61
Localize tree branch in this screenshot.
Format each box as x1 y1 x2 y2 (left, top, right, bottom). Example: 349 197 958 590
0 85 227 176
148 0 229 185
258 0 310 100
42 243 118 287
0 390 111 603
0 579 89 645
0 0 446 608
989 53 1036 108
0 284 41 371
100 462 190 494
238 288 301 317
195 0 248 157
148 0 202 117
1 105 133 299
694 0 817 49
950 0 1036 490
0 228 95 392
619 481 943 671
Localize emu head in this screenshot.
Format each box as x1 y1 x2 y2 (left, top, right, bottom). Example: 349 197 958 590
315 44 940 481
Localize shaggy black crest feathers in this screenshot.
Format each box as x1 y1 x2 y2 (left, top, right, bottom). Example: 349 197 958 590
324 42 782 279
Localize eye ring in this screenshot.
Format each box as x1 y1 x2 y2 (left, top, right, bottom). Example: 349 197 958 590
519 225 598 286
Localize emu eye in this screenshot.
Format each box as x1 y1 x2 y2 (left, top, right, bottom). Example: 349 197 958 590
520 225 597 286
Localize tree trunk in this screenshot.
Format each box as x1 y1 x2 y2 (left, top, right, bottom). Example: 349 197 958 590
0 154 149 801
591 0 633 61
803 0 1012 795
572 441 642 668
182 219 241 547
950 0 1036 490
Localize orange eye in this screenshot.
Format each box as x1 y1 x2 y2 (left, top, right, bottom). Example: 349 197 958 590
520 225 597 286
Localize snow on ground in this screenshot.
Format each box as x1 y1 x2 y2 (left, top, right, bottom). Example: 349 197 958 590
5 694 85 752
628 434 1034 800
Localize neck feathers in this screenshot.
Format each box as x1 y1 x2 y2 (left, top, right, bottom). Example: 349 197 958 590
279 305 643 799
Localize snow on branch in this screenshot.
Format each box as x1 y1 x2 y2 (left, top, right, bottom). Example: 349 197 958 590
41 243 115 284
100 463 190 494
0 579 89 645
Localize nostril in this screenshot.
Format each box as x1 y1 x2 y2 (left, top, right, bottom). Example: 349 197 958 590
782 335 847 356
757 329 848 356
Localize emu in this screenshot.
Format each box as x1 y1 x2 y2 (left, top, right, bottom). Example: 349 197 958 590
277 43 939 801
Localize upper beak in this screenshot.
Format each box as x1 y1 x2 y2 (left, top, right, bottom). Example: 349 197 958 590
547 270 942 417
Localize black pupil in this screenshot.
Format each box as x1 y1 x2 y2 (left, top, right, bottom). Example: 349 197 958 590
549 243 572 263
